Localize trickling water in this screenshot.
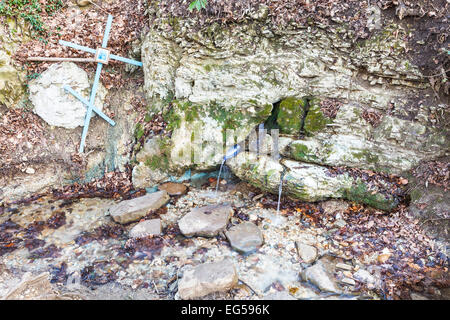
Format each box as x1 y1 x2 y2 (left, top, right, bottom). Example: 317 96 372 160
215 144 241 194
276 176 283 214
215 159 226 194
276 171 287 215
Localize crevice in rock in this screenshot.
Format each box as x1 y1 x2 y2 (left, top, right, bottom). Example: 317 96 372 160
263 100 281 131
298 97 312 138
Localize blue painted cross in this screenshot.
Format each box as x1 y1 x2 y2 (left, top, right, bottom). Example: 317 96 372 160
60 14 143 153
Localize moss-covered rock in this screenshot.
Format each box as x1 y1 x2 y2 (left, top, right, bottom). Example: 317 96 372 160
277 97 306 135
227 152 402 210
303 101 332 135
0 50 25 108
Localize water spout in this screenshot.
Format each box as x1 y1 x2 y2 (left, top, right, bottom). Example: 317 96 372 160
216 144 241 194
276 170 287 215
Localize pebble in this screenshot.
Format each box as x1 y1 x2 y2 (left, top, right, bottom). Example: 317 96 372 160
177 259 238 299
178 204 233 237
295 242 318 264
109 191 170 224
25 167 35 174
129 219 162 238
225 222 263 254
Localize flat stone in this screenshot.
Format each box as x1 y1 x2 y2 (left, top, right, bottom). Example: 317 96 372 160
109 191 170 224
336 263 353 271
301 259 341 294
158 182 188 196
177 259 238 299
178 204 233 237
296 242 318 264
341 277 356 286
225 222 263 253
129 219 161 238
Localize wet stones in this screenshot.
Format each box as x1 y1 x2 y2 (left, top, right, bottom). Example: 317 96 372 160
296 242 318 264
301 258 341 294
177 259 238 299
225 222 263 254
158 182 188 196
129 219 162 238
109 191 170 224
178 204 233 237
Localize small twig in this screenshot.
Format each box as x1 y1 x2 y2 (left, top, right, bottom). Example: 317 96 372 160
152 280 159 294
238 278 260 297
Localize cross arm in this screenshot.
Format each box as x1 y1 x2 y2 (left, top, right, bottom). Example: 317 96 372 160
63 85 116 126
59 40 97 55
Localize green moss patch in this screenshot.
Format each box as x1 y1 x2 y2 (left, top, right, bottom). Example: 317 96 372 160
277 97 307 134
303 103 332 135
343 180 398 211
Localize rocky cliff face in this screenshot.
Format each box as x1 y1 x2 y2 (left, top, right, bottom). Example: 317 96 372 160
0 2 448 216
135 3 448 210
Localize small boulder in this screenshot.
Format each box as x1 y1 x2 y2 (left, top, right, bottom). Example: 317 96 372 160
109 191 169 224
301 259 341 293
129 219 161 238
178 204 233 237
177 260 238 300
225 222 263 253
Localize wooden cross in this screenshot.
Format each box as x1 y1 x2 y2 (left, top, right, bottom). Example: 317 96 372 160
29 14 143 153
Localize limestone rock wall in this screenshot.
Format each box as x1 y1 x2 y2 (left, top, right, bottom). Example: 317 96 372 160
136 7 449 210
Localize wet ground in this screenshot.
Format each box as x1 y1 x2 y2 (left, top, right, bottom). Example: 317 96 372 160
0 177 448 300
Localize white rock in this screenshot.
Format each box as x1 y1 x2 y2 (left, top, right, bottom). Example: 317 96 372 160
129 219 162 238
177 260 238 299
25 167 35 174
28 62 107 129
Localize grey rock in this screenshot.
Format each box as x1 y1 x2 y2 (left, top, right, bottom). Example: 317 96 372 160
129 219 162 238
301 259 341 294
178 204 233 237
296 242 318 264
109 191 170 224
353 269 377 286
177 260 238 299
225 222 263 253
